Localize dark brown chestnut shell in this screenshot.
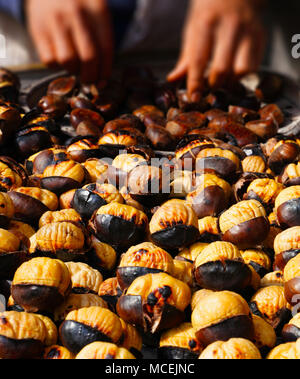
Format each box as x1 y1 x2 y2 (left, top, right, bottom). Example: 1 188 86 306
282 324 300 342
117 267 163 291
158 346 199 359
0 335 44 359
277 199 300 228
151 225 200 252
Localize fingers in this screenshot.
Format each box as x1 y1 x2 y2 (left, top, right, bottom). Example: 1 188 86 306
167 58 188 82
209 15 242 88
31 31 57 69
233 24 265 77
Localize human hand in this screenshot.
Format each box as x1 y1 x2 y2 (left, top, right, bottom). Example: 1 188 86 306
26 0 114 82
168 0 266 101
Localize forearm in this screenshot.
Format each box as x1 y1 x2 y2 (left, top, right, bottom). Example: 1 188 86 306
0 0 24 21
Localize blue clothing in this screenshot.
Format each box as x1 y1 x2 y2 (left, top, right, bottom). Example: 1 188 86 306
0 0 137 46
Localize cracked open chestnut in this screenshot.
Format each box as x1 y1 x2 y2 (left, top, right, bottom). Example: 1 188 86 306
284 254 300 306
117 242 174 290
82 158 108 184
158 322 202 359
176 242 209 264
0 156 27 191
75 341 135 359
199 338 261 360
0 103 21 146
90 202 148 252
166 112 207 140
98 277 122 312
44 345 74 359
267 341 300 359
252 314 276 357
15 126 53 159
267 138 300 175
275 186 300 228
66 139 102 163
38 208 82 228
11 257 71 313
98 130 140 158
119 318 143 359
274 227 300 270
241 249 271 278
117 273 191 339
192 291 254 347
197 216 221 242
0 311 57 359
193 241 252 292
87 236 117 277
0 192 14 228
250 285 291 333
186 173 231 219
219 200 270 249
59 306 122 355
8 187 58 226
65 262 103 295
282 313 300 342
150 199 199 252
25 148 69 176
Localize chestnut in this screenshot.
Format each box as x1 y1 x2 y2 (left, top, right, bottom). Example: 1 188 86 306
219 200 270 249
245 119 278 140
195 147 241 182
73 183 123 221
0 311 57 359
11 257 71 313
0 156 27 191
119 319 143 359
279 162 300 187
66 139 102 163
59 307 122 354
25 148 69 176
244 178 283 212
241 249 271 278
82 158 108 184
44 345 74 359
267 139 300 175
259 104 285 127
98 130 140 158
199 338 261 360
177 89 208 112
75 342 135 359
117 242 175 290
0 192 14 228
186 173 231 218
284 254 300 306
15 126 53 159
149 199 199 252
191 291 254 347
59 189 76 209
98 277 122 312
250 286 292 333
90 202 148 252
107 153 147 189
261 271 284 288
267 341 300 359
193 241 252 292
176 242 209 264
252 314 276 357
197 216 221 242
38 208 82 228
274 227 300 271
158 323 202 359
127 165 169 208
154 83 177 112
117 273 191 338
166 112 207 140
47 76 78 98
70 108 105 137
146 124 175 151
222 122 258 148
41 159 87 196
38 94 68 120
282 313 300 342
0 69 20 102
275 186 300 228
0 104 21 146
54 293 108 325
133 105 164 123
8 187 58 226
242 155 267 174
228 105 259 123
65 262 103 295
87 237 117 278
30 222 88 262
172 259 194 287
8 220 35 247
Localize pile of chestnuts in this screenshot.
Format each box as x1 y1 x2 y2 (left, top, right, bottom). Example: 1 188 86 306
0 67 299 360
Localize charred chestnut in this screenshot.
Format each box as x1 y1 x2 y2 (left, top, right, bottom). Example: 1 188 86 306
0 156 27 191
117 273 191 338
274 227 300 270
44 345 74 359
0 192 14 228
15 126 53 159
197 216 221 242
117 242 174 290
98 277 122 312
65 262 103 295
192 291 254 347
98 130 140 157
241 249 271 278
275 186 300 228
0 104 21 146
150 199 199 252
158 323 202 359
199 338 261 359
11 257 71 313
90 203 148 252
59 306 122 354
193 241 252 292
25 148 69 176
66 139 102 163
75 342 135 359
219 200 270 249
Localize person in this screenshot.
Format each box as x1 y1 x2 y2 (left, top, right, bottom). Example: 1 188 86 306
0 0 298 99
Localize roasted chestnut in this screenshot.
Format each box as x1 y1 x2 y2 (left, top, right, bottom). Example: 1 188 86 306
191 291 254 347
172 259 194 287
158 323 202 359
146 124 175 151
59 306 122 354
66 139 102 163
279 162 300 187
275 186 300 228
150 199 199 252
252 314 276 357
193 241 252 292
15 126 53 159
38 209 82 228
250 285 291 333
75 342 135 359
8 187 58 226
70 108 105 138
25 148 69 176
176 242 209 264
44 345 74 359
117 273 191 338
98 130 139 157
0 311 57 359
59 189 76 209
73 183 123 221
38 95 68 120
197 216 221 242
166 112 207 140
245 119 278 140
0 104 21 146
267 139 300 175
199 338 261 359
261 271 284 288
87 236 117 277
259 104 284 126
119 319 143 359
47 76 78 98
186 174 231 219
284 254 300 306
82 158 108 184
117 242 174 290
274 227 300 271
133 105 164 124
0 192 14 228
11 257 71 313
219 200 270 249
267 341 300 359
65 262 103 295
90 202 148 252
98 277 122 312
0 156 27 191
241 249 271 278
